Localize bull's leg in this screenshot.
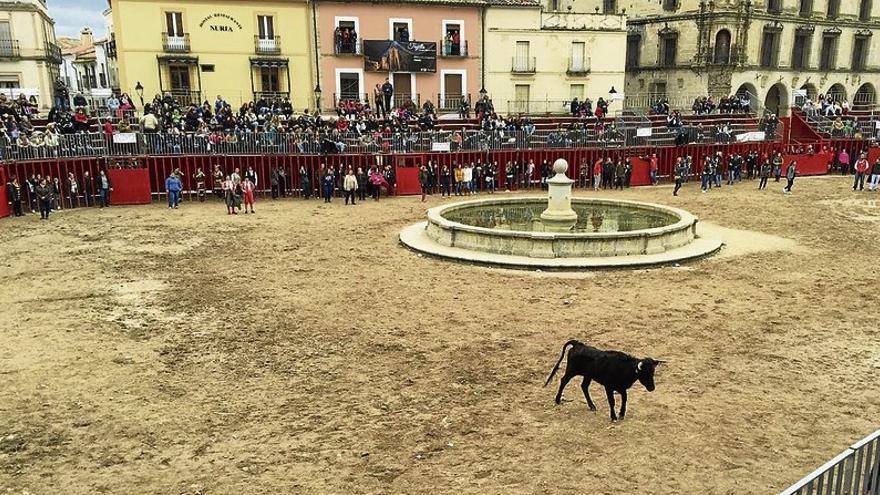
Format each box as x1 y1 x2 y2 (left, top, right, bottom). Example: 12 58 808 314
619 390 628 419
581 378 597 411
554 372 576 405
605 387 617 421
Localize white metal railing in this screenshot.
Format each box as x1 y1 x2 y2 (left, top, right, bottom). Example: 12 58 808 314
780 429 880 495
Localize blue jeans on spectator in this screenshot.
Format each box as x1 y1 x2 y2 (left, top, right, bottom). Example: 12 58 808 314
99 189 109 207
701 175 710 191
168 190 179 207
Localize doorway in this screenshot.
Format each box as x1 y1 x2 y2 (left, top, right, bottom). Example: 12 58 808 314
393 73 413 107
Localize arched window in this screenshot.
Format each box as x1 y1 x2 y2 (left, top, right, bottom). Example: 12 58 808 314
713 30 732 64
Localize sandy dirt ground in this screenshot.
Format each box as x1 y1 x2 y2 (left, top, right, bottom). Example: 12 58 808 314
1 175 879 495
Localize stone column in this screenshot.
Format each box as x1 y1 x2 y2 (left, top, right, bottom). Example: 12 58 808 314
540 158 578 232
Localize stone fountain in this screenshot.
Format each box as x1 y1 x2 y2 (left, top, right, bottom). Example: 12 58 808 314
399 158 722 269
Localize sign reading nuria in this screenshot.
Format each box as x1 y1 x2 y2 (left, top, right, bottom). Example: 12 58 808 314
198 13 243 32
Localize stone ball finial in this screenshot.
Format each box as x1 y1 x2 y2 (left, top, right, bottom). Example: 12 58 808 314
553 158 569 176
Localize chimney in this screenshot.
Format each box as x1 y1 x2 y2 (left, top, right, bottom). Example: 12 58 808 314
80 27 94 47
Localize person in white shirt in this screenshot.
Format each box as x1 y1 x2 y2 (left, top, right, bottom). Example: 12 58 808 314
462 163 473 195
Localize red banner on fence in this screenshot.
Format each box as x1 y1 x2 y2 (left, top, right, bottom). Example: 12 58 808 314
0 167 10 218
784 151 831 176
108 168 151 205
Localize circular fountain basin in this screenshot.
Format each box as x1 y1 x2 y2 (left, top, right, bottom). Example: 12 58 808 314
400 197 722 269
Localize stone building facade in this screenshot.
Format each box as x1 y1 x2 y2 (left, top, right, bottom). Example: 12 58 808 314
566 0 879 115
0 0 62 110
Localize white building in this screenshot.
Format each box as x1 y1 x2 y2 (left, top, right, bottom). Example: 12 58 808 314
59 28 114 109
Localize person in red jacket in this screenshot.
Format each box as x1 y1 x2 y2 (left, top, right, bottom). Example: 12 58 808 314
592 158 602 191
241 176 256 213
853 152 869 191
650 153 659 185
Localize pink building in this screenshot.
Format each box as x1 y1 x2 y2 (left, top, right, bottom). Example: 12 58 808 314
316 0 482 113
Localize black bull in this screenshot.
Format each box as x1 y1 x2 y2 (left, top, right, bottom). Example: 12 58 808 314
545 340 664 421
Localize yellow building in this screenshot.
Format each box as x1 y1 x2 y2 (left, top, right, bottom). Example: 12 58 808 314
109 0 314 109
0 0 62 110
484 0 627 115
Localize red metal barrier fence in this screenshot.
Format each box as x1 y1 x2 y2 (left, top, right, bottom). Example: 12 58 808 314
0 139 874 219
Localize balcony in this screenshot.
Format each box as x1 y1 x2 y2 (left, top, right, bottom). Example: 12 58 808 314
162 33 190 53
255 35 281 55
335 40 362 56
567 57 591 76
45 42 62 64
512 57 536 73
440 40 468 58
167 89 201 107
0 39 20 58
437 93 470 112
254 91 290 102
393 93 420 109
333 93 370 107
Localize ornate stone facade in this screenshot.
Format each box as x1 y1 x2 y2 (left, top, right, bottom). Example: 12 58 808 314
566 0 879 114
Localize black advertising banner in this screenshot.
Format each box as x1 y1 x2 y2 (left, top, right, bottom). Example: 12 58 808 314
363 40 437 73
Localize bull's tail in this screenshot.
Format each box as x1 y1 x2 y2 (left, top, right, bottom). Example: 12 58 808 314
543 340 580 387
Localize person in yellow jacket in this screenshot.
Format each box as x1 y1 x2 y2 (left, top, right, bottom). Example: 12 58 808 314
454 163 465 196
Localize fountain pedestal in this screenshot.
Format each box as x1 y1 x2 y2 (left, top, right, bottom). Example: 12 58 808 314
540 158 578 232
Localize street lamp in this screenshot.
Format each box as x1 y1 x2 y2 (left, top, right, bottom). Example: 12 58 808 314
313 84 322 113
135 81 144 106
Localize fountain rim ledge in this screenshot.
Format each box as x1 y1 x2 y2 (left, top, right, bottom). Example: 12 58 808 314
426 196 697 240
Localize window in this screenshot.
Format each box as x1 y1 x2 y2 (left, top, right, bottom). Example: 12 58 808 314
852 36 869 71
84 65 97 89
660 32 678 67
603 0 617 13
570 41 585 72
826 0 839 19
338 71 361 101
799 0 812 17
663 0 679 11
443 22 463 56
792 31 812 69
99 68 106 88
165 12 184 36
768 0 783 13
169 65 191 90
713 30 731 64
260 66 280 93
514 41 532 71
335 19 359 55
257 15 274 40
0 21 13 57
570 84 584 100
514 84 530 112
0 75 19 89
626 35 641 69
760 29 780 67
392 21 410 42
200 64 215 72
649 81 667 100
819 33 838 70
860 0 873 21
